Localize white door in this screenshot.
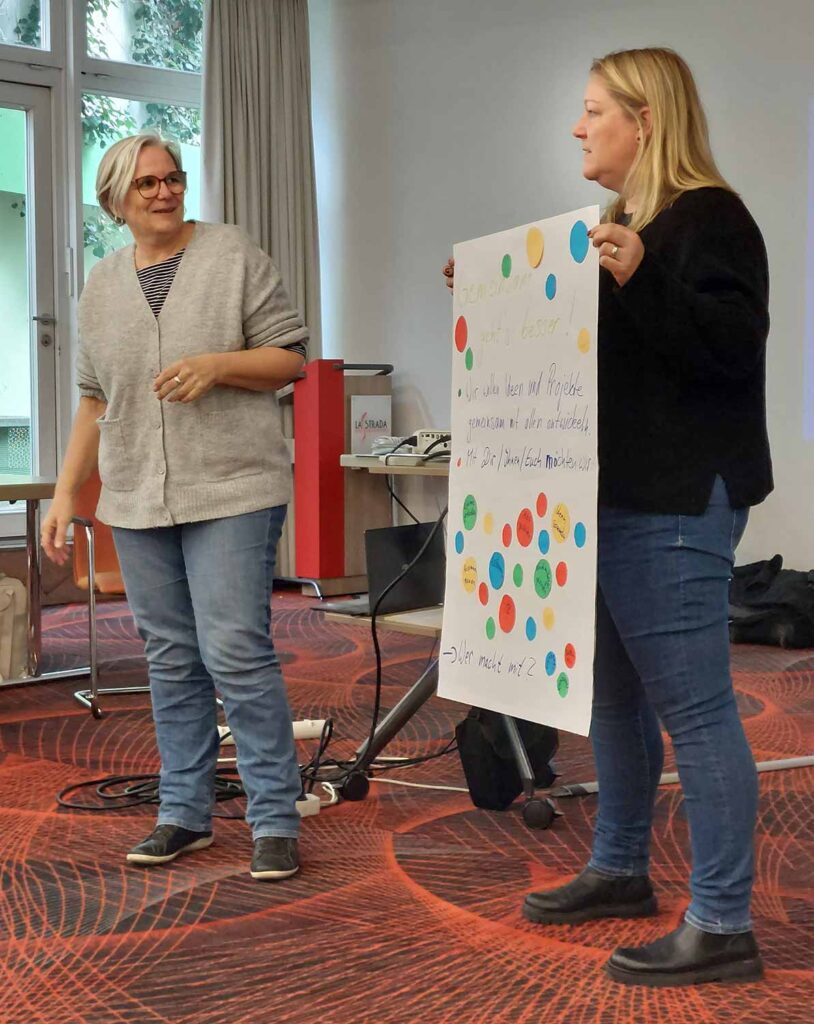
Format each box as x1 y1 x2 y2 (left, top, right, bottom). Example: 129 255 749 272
0 80 57 538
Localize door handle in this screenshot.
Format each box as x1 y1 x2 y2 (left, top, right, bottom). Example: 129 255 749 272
32 314 56 325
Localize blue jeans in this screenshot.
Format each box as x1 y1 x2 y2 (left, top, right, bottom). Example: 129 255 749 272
112 506 301 840
589 476 756 934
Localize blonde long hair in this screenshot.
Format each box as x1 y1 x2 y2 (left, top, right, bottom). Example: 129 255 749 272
591 48 734 231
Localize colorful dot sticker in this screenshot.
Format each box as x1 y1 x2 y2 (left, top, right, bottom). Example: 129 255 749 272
478 582 489 606
564 643 576 669
525 616 537 641
499 594 516 633
538 530 550 555
574 522 587 548
516 508 534 547
545 273 557 300
483 512 494 535
486 617 496 640
454 530 464 554
489 551 506 589
501 254 512 279
534 559 553 599
465 349 474 371
577 327 591 354
454 315 468 352
526 227 544 268
552 502 570 543
513 563 524 587
557 672 570 698
570 220 590 263
463 494 477 530
545 652 557 676
543 607 556 631
502 523 513 547
536 492 548 517
556 561 568 587
462 557 477 594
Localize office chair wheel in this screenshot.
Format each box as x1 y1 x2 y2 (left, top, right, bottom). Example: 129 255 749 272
339 770 370 802
522 797 556 830
90 701 103 720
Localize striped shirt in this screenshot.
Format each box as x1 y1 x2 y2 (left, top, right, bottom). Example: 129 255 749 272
136 248 306 358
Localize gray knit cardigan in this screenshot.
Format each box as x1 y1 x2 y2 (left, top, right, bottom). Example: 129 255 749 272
76 222 308 529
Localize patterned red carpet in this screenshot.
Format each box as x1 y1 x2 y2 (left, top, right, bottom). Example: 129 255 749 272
0 592 811 1023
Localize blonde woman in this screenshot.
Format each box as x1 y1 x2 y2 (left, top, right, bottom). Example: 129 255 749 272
42 134 308 881
445 48 771 987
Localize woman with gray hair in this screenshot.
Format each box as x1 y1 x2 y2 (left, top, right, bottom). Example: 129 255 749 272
41 133 307 881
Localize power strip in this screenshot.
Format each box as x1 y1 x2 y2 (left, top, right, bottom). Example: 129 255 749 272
296 793 321 818
415 429 451 455
218 718 327 747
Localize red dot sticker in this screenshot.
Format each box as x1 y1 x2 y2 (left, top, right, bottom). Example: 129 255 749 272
556 562 568 587
564 643 576 669
502 524 513 547
536 492 548 518
478 582 489 605
454 316 468 352
499 594 516 633
516 508 534 547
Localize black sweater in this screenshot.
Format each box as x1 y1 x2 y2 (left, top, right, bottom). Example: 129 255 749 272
598 187 773 514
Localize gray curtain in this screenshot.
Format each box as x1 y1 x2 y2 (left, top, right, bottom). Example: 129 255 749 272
201 0 321 355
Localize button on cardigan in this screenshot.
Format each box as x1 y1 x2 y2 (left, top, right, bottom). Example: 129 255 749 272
76 222 308 529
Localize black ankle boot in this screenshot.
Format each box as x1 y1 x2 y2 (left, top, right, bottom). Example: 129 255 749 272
522 866 657 924
606 920 764 987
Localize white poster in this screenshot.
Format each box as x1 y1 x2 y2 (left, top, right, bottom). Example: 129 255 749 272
350 395 392 454
438 206 600 736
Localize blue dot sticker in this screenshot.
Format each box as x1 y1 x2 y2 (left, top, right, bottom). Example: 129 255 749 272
545 651 557 676
489 551 506 590
570 220 590 263
525 616 537 641
545 273 557 300
538 530 550 555
454 530 464 554
574 522 587 548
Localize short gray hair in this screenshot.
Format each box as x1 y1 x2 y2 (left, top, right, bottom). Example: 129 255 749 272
96 133 183 223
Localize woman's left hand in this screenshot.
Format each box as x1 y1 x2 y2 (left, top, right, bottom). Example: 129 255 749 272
154 354 222 403
588 223 645 287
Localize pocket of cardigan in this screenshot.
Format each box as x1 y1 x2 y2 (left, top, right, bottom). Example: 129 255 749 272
199 409 267 481
97 418 135 492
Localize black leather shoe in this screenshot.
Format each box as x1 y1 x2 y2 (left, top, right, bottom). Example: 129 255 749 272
606 920 764 987
522 866 657 924
251 837 300 881
126 824 213 866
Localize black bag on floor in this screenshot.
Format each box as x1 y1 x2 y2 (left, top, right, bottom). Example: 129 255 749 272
455 707 558 810
729 555 814 649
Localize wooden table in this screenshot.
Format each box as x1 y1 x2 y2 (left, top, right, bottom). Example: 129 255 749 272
0 475 89 687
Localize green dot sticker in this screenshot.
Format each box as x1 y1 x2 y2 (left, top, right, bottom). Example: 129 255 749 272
465 348 474 370
513 564 524 587
534 559 553 599
557 672 569 698
463 494 478 530
486 617 496 640
501 254 512 278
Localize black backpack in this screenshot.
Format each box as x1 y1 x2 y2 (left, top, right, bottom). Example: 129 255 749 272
729 555 814 649
455 707 559 811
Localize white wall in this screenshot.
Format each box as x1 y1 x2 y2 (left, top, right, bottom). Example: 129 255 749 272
309 0 814 567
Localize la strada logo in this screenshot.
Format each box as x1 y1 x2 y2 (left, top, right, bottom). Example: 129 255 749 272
354 412 388 441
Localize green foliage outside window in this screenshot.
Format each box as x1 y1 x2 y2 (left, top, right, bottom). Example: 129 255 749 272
13 1 40 47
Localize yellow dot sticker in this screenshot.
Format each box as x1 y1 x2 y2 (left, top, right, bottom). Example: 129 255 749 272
462 557 478 594
483 512 494 535
543 607 556 631
577 327 591 353
526 226 545 268
552 503 571 544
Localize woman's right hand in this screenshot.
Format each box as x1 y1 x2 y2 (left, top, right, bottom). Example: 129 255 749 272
41 491 76 566
442 257 454 291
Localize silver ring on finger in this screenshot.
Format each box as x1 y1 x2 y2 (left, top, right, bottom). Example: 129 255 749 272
611 245 619 258
173 374 183 385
